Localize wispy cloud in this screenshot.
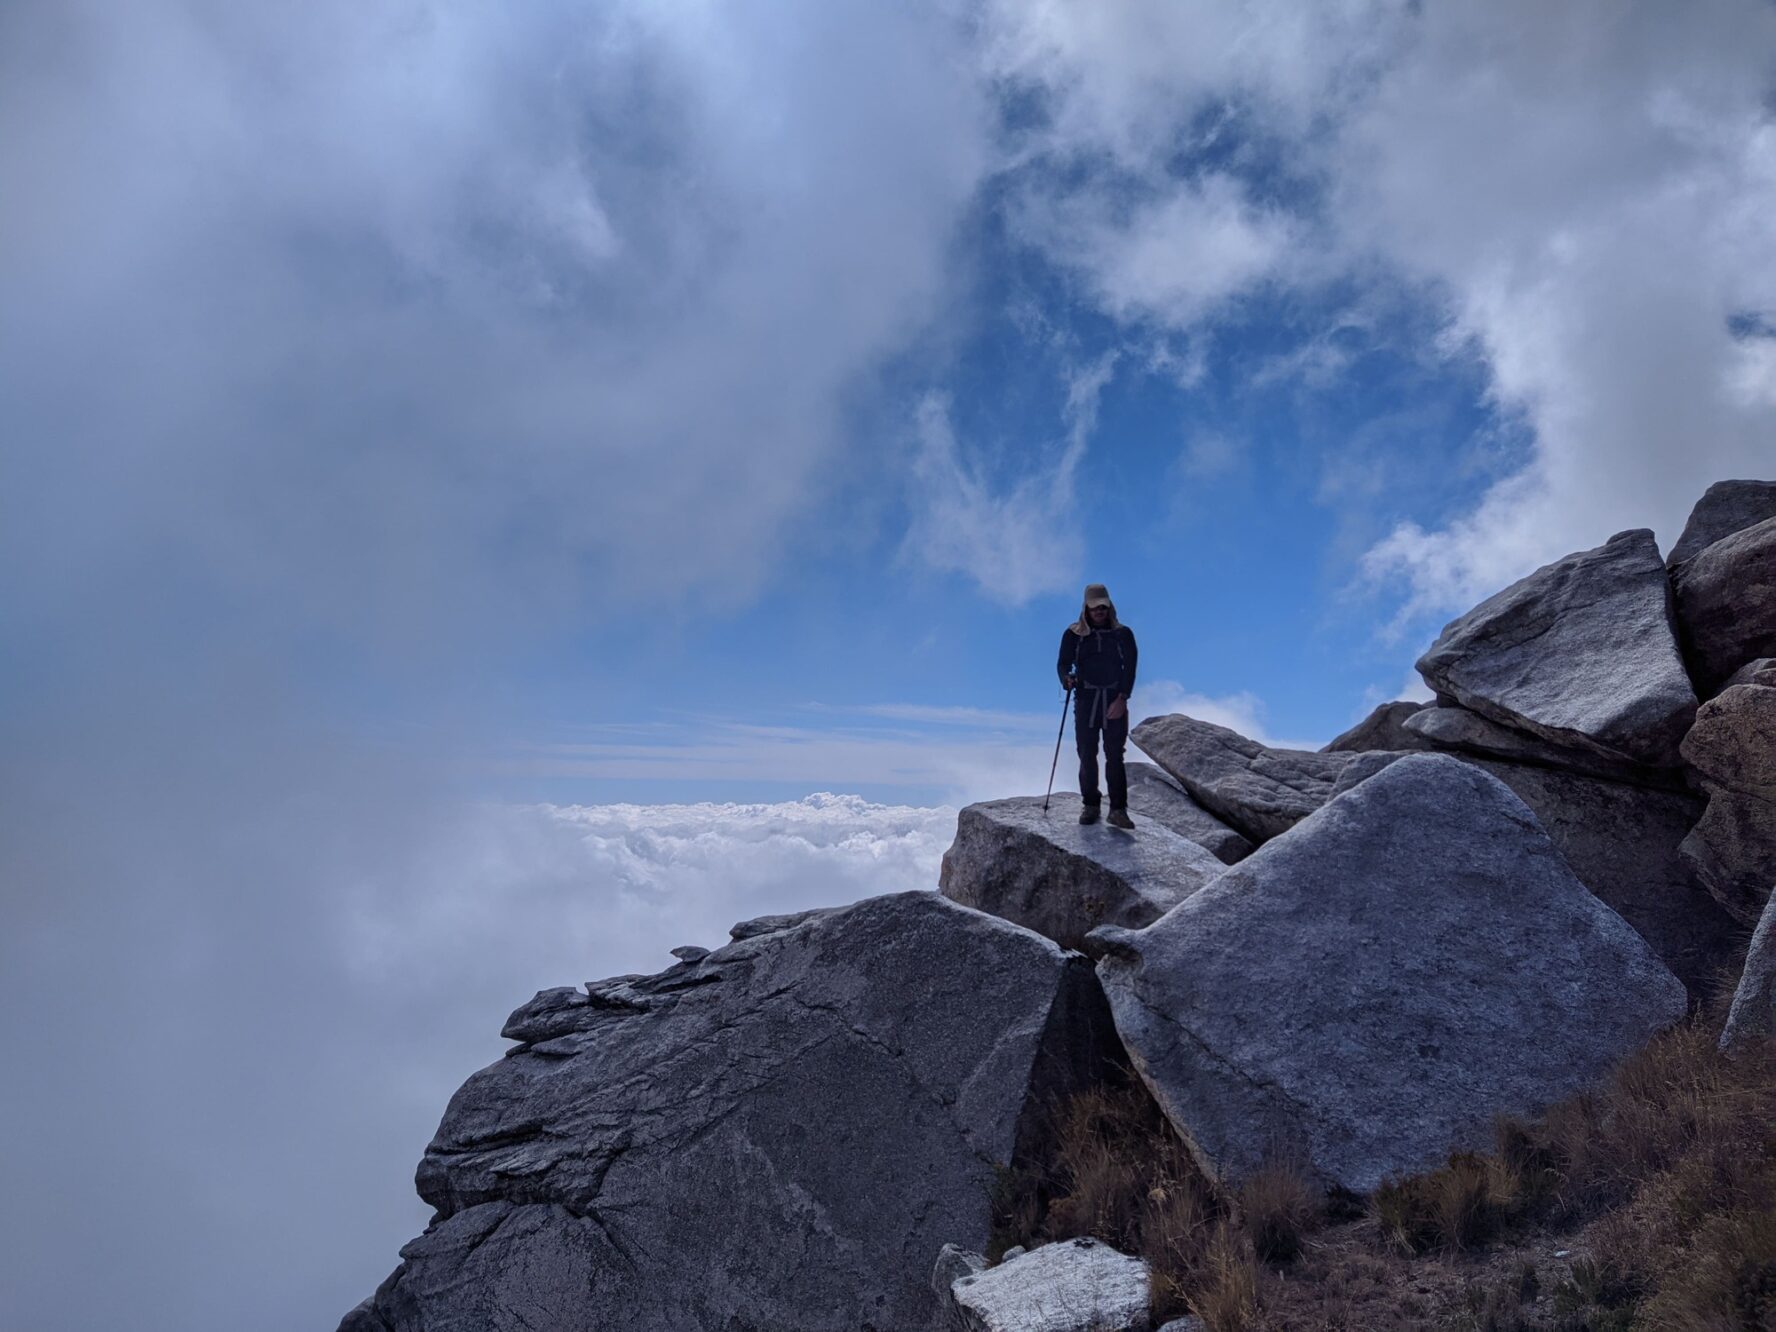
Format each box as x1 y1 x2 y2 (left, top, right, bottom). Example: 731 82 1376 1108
903 391 1089 605
981 0 1776 628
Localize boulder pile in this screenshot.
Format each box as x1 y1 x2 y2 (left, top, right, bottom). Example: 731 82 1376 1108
341 480 1775 1332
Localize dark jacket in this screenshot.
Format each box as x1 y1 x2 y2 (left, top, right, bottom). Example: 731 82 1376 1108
1057 623 1137 700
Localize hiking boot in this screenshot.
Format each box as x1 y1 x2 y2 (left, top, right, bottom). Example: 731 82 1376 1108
1107 807 1135 830
1078 804 1101 825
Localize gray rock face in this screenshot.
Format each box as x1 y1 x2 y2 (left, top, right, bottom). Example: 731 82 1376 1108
1672 516 1776 695
1416 529 1697 768
1322 700 1433 753
1470 760 1734 999
1130 714 1352 843
1684 684 1776 795
1680 683 1776 925
1403 703 1682 788
940 797 1226 949
1727 658 1776 690
1720 884 1776 1052
1327 748 1732 998
1667 479 1776 566
1090 755 1687 1194
1125 763 1253 864
938 1237 1150 1332
348 892 1120 1332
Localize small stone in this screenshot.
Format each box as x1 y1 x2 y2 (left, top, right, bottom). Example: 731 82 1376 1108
669 945 710 963
946 1237 1150 1332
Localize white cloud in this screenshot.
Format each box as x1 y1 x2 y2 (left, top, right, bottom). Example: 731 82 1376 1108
1 710 960 1332
1337 2 1776 616
0 0 993 661
979 0 1776 624
1175 430 1246 481
500 706 1064 806
904 391 1090 604
1132 678 1324 751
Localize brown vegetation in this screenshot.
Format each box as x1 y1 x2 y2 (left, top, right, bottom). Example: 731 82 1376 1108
994 1016 1776 1330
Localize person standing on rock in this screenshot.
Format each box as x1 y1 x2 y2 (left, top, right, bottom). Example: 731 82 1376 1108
1058 583 1138 828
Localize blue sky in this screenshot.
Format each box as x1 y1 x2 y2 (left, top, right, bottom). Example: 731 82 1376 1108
5 3 1776 1330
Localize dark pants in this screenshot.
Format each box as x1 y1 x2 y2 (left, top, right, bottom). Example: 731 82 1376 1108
1075 695 1128 810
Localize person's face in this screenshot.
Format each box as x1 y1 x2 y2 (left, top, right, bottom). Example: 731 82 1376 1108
1088 604 1110 622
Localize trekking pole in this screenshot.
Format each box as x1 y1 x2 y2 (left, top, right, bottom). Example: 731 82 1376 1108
1042 684 1071 814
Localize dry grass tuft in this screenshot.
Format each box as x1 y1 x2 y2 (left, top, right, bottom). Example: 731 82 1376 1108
1184 1223 1260 1331
992 1074 1320 1328
1236 1161 1324 1264
1373 1151 1519 1254
995 1013 1776 1330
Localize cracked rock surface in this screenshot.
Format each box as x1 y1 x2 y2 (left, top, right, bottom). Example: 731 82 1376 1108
1130 713 1353 843
1402 703 1683 788
940 795 1227 948
1089 755 1686 1195
343 892 1119 1332
1416 529 1697 768
1673 516 1776 696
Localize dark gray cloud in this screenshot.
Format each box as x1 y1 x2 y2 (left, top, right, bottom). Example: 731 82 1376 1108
0 3 991 1327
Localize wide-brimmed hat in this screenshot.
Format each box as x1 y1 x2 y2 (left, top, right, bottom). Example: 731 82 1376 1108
1083 583 1112 607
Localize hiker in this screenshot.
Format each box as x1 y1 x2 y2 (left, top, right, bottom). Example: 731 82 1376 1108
1057 583 1138 828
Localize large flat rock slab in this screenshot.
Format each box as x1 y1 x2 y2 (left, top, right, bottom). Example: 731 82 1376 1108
1403 703 1682 788
1672 515 1776 696
1667 479 1776 566
1125 762 1253 864
940 796 1226 949
1090 755 1686 1195
1416 529 1697 768
346 892 1119 1332
1130 713 1352 843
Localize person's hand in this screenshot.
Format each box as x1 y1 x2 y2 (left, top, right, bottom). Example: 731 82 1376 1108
1106 696 1127 720
1061 675 1076 692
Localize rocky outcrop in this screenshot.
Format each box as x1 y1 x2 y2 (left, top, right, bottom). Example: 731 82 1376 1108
346 893 1120 1332
1089 755 1686 1194
1321 700 1433 754
939 796 1225 949
1667 479 1776 566
1223 732 1732 999
1403 702 1682 788
933 1237 1150 1332
1467 760 1736 999
1720 885 1776 1053
1680 683 1776 925
1671 516 1776 696
1130 714 1351 843
1416 529 1697 768
1124 763 1253 864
